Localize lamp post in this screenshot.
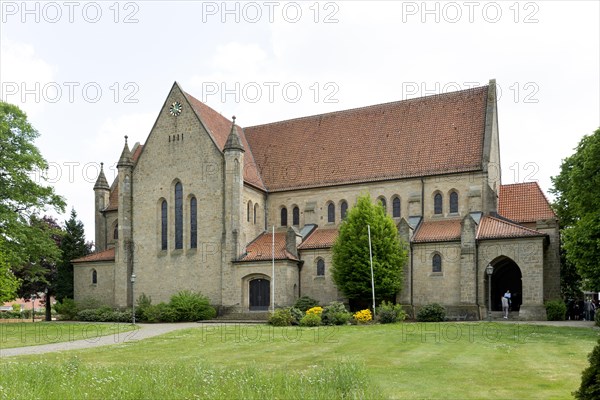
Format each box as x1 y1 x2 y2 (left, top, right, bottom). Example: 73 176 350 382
130 273 136 325
31 294 36 323
486 264 494 321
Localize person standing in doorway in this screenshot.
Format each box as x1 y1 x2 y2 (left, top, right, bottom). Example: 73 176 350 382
504 290 512 311
501 295 509 319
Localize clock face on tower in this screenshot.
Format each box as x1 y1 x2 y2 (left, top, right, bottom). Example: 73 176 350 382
169 101 182 116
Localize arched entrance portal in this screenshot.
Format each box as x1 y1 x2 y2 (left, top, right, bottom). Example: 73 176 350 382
249 278 270 311
488 258 522 312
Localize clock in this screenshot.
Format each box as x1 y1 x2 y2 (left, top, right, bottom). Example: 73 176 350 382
169 101 182 116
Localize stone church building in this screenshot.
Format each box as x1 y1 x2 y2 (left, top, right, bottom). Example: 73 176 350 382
73 79 560 320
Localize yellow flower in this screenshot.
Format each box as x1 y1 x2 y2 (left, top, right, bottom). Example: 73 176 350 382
306 306 323 316
353 309 372 323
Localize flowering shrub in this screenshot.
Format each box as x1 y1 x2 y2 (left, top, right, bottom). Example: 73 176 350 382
353 309 372 323
306 306 323 316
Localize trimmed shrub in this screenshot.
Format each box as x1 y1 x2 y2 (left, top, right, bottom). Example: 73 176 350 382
54 298 79 320
417 303 446 322
289 307 304 325
169 290 216 322
299 313 322 327
321 302 352 326
545 299 567 321
269 308 294 326
353 309 373 324
376 301 406 324
76 309 100 321
144 303 177 323
136 293 153 321
575 339 600 399
294 296 319 312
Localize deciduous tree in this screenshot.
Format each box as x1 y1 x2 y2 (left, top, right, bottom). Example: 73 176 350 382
551 128 600 290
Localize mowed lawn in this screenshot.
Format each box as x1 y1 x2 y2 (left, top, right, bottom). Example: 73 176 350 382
0 322 136 349
0 322 597 399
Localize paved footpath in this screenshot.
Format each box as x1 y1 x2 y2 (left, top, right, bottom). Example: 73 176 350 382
0 322 202 358
1 320 596 358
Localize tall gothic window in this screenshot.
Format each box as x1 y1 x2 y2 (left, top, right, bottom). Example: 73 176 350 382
161 200 168 250
190 197 197 249
327 202 335 223
434 193 443 215
254 203 258 225
392 197 401 218
247 201 251 222
281 207 288 226
175 182 183 249
432 254 442 273
449 191 459 213
341 201 348 220
92 269 97 284
317 259 325 276
293 206 300 226
113 223 118 239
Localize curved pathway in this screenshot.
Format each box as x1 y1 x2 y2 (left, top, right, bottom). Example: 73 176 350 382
0 322 201 358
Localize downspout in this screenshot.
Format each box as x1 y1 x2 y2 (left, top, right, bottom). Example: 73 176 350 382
475 239 480 319
410 243 414 308
421 177 425 218
297 260 304 297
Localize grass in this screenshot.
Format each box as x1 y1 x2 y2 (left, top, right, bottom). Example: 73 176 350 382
0 322 136 349
0 322 597 399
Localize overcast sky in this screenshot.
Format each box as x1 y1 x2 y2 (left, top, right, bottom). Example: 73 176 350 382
1 1 599 242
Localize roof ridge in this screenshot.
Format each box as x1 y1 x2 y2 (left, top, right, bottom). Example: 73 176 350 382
482 215 545 236
244 85 489 132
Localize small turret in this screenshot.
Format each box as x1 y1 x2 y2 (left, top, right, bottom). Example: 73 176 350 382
224 116 245 152
94 162 110 251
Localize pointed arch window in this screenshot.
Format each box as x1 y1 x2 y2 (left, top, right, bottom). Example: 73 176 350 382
341 201 348 220
327 203 335 223
317 259 325 276
92 269 97 284
247 201 251 222
432 253 442 273
434 193 443 215
161 200 168 250
190 197 197 249
449 191 459 214
281 207 288 226
392 197 401 218
293 206 300 226
175 182 183 249
113 223 118 240
254 203 258 225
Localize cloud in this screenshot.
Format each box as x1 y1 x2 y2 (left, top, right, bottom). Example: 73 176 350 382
0 37 56 118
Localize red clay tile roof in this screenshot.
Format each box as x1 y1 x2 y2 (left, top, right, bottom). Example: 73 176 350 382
477 215 546 240
72 248 115 263
412 218 463 243
298 228 339 250
184 92 266 191
239 231 298 262
243 86 488 191
498 182 556 223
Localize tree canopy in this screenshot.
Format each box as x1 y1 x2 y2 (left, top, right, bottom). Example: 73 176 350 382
550 128 600 290
332 194 407 308
0 101 65 300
